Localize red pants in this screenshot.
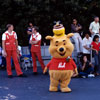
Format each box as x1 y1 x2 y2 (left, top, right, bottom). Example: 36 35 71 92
6 50 23 76
31 51 45 72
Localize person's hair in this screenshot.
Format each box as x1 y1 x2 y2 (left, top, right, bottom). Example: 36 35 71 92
6 24 13 29
73 18 77 22
93 35 99 42
85 33 90 36
94 16 99 19
33 26 39 32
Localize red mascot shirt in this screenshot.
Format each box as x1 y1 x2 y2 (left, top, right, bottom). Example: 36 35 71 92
46 57 77 70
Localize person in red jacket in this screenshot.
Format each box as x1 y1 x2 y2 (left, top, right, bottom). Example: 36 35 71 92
30 26 45 75
2 24 26 78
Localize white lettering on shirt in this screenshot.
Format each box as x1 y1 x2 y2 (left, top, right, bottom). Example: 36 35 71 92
58 62 66 68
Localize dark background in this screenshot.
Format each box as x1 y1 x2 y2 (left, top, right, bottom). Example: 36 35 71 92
0 0 100 46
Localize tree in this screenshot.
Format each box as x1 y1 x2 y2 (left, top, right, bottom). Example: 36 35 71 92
0 0 100 45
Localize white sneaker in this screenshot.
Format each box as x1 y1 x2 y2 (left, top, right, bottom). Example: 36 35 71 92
88 74 95 78
82 76 86 78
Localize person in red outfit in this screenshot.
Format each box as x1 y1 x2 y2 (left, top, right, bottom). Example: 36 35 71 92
91 35 100 75
30 26 45 75
2 24 26 78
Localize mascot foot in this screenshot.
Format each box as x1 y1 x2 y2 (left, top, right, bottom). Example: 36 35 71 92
61 87 72 93
49 86 58 92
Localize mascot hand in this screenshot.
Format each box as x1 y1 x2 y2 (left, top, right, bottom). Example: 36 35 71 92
43 66 48 74
72 68 78 77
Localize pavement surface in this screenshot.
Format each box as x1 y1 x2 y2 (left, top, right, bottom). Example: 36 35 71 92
0 68 100 100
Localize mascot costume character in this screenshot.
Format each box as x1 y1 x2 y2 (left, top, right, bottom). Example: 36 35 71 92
44 21 78 92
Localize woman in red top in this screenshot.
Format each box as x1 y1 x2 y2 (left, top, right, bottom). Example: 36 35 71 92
91 35 100 75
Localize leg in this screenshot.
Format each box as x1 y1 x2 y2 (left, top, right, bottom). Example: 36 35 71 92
6 50 12 75
12 50 23 76
79 72 88 77
94 52 99 73
31 52 37 72
78 34 83 52
60 70 73 92
49 71 59 92
72 33 80 53
85 67 94 74
36 52 45 71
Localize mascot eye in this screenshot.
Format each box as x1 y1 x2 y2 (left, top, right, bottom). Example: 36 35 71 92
63 43 66 45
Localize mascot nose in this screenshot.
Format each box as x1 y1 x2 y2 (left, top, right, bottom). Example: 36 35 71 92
59 48 64 52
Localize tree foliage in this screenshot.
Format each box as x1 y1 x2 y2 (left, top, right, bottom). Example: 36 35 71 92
0 0 100 45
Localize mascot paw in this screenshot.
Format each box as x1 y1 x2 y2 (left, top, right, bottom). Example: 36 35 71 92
49 86 58 92
61 87 72 93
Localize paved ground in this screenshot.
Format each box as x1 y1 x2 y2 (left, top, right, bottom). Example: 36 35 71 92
0 68 100 100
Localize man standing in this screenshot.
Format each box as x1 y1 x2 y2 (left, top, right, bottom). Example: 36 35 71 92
30 26 45 75
89 16 100 39
71 19 83 55
2 24 26 78
27 22 34 53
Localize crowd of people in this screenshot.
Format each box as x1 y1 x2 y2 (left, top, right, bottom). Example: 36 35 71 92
0 16 100 78
71 16 100 78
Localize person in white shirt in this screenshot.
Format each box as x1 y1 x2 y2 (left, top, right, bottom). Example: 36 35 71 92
89 16 100 39
82 33 92 61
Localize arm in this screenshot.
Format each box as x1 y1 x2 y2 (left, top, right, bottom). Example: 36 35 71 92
15 39 18 49
91 45 98 54
82 63 86 71
43 61 51 74
30 40 39 45
83 45 90 50
71 24 77 32
89 29 94 35
2 40 7 57
89 23 94 35
77 24 82 30
30 34 41 45
89 62 94 68
71 59 78 77
27 31 32 35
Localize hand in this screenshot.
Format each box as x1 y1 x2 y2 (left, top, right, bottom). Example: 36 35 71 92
3 51 7 57
84 59 87 63
91 32 94 35
72 73 78 77
17 49 20 54
76 27 79 31
43 67 48 74
96 50 98 54
72 68 78 77
87 48 91 50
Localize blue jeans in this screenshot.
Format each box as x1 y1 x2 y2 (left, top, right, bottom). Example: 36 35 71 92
93 51 100 73
79 67 94 77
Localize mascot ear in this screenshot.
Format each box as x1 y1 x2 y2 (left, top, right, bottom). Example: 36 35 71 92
45 36 53 40
67 33 74 38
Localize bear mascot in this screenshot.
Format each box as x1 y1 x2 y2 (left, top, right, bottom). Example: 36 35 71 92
43 22 78 92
